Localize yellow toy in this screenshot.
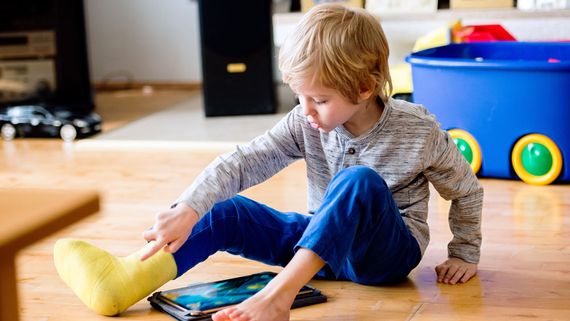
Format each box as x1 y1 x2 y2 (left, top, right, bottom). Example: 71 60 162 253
390 21 462 101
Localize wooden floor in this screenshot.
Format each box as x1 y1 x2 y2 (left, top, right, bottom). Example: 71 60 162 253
94 89 198 132
1 90 570 320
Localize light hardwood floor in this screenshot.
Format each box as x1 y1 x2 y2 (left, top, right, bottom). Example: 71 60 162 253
94 89 199 132
1 90 569 320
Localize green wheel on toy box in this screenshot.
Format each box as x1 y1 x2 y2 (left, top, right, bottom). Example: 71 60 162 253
448 129 482 174
512 134 562 186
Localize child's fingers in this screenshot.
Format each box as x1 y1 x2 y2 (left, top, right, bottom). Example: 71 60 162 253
460 268 476 283
142 228 156 242
443 265 459 283
435 262 447 275
448 267 467 284
140 239 165 261
436 259 478 284
435 264 443 274
436 265 448 282
164 237 185 254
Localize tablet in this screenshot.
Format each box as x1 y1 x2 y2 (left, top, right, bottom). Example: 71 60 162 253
148 271 327 320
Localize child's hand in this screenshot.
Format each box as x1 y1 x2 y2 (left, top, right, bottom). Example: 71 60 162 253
140 203 200 261
435 257 477 285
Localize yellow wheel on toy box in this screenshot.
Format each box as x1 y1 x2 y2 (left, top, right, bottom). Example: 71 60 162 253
512 134 562 186
448 129 482 174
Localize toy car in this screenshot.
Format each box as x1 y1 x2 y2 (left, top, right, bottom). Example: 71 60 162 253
0 105 102 142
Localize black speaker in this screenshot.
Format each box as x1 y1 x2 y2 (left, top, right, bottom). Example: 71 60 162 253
197 0 276 117
0 0 93 113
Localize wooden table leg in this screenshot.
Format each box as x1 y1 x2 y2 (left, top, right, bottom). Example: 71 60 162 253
0 252 19 321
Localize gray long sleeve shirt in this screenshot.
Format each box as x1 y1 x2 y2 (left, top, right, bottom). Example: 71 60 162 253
176 98 484 263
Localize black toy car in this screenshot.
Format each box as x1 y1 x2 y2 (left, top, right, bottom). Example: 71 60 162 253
0 105 102 142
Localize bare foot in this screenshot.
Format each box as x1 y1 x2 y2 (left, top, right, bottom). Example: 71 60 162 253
213 249 326 321
211 288 295 321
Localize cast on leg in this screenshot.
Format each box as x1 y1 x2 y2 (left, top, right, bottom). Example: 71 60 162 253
53 239 177 316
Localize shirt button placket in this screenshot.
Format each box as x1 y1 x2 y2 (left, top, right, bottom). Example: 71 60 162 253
344 147 356 168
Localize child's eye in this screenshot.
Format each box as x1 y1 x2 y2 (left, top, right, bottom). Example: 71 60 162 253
314 100 327 105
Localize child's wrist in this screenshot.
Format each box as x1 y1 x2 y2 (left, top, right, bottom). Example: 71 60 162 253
174 202 200 221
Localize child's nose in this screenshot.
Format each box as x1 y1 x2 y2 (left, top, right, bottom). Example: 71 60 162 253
301 100 315 116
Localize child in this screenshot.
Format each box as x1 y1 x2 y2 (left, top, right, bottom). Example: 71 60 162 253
54 4 483 321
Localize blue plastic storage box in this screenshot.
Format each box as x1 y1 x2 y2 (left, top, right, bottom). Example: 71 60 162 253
406 42 570 185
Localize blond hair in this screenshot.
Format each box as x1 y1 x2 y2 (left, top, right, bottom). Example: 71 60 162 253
279 4 392 104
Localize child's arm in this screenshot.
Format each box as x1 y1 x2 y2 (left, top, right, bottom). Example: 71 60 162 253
143 109 305 259
176 110 304 217
423 126 484 284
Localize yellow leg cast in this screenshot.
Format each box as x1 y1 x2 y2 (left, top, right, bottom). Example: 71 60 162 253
53 239 177 316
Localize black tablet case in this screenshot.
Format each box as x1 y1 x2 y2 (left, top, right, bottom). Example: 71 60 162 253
148 274 327 321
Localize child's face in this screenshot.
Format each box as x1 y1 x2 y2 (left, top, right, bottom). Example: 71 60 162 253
292 80 365 133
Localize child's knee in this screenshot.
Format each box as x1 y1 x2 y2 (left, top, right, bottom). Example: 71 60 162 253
335 165 388 191
206 196 250 224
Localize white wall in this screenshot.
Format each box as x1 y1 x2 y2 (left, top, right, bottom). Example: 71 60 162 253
85 0 202 83
84 1 570 83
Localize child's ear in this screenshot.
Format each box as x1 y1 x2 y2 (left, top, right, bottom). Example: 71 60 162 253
358 78 376 101
358 87 374 102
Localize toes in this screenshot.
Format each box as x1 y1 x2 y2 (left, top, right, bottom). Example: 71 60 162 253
229 309 243 319
212 308 233 321
230 309 252 321
212 307 251 321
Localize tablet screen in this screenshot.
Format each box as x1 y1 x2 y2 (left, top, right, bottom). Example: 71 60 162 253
160 272 313 314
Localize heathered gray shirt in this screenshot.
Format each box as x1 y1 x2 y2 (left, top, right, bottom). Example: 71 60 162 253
176 98 483 264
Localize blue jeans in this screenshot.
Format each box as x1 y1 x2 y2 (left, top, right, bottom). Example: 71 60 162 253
172 166 421 285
